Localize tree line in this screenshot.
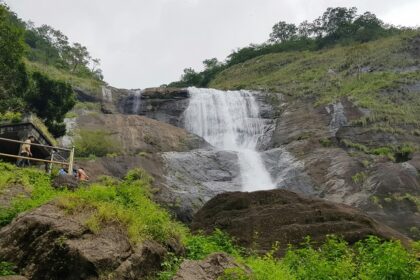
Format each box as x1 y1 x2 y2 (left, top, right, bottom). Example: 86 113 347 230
168 7 410 88
0 3 87 137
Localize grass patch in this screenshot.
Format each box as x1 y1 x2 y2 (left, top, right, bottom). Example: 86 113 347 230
210 31 420 137
352 172 368 184
0 261 16 276
56 169 186 244
0 162 62 226
341 139 416 162
25 60 104 96
74 129 121 158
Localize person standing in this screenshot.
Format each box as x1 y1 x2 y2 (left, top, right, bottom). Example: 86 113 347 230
17 136 35 167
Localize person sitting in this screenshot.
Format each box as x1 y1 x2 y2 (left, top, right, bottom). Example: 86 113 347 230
77 167 89 181
58 167 68 176
17 136 35 167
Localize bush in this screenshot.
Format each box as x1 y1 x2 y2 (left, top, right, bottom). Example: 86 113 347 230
220 236 419 280
0 162 61 226
185 229 242 260
0 261 15 276
56 170 186 243
74 129 121 157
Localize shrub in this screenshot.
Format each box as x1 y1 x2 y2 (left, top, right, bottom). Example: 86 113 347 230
0 111 22 123
56 170 186 244
0 162 61 226
74 129 121 157
0 261 15 276
185 229 242 260
352 171 367 184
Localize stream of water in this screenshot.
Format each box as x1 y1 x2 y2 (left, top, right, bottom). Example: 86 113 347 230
184 87 274 192
132 89 142 114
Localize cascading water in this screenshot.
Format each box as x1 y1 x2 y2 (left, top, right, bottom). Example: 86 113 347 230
132 89 142 114
184 87 274 192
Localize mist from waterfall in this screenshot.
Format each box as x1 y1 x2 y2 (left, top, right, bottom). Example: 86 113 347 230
184 87 274 192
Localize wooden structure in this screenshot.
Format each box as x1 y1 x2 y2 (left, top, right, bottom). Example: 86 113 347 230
0 115 74 173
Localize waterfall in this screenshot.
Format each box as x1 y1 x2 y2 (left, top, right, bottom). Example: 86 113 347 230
184 87 274 192
132 89 142 114
101 86 113 102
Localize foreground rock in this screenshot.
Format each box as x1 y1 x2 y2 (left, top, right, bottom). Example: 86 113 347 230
0 204 171 280
192 190 409 255
174 253 249 280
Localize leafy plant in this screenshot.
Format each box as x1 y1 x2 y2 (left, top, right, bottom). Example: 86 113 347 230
74 129 121 157
0 261 16 276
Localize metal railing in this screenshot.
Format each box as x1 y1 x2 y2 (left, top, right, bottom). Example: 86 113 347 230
0 137 75 173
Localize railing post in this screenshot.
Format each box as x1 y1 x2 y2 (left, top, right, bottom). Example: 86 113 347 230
48 150 55 174
68 146 75 174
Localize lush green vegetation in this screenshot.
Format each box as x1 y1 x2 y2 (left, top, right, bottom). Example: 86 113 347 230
159 231 420 280
0 162 60 226
0 3 103 137
169 7 406 88
0 162 419 279
74 129 121 158
0 163 186 244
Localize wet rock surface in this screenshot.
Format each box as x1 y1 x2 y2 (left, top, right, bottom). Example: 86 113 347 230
268 97 420 238
160 149 242 222
174 253 249 280
0 203 169 280
118 87 190 126
191 190 410 256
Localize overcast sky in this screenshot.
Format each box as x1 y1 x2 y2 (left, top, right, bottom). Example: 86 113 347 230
5 0 420 89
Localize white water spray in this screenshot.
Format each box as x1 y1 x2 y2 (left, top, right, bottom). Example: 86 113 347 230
132 89 142 114
184 87 274 192
101 86 112 102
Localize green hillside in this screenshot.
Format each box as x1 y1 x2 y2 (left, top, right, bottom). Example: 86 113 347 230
208 31 420 157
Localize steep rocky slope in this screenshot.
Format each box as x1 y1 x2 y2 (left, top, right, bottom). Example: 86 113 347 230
207 32 420 239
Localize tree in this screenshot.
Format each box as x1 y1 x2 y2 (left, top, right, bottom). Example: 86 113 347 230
0 4 28 112
66 43 90 73
298 20 313 38
26 72 76 137
269 21 297 43
353 12 385 42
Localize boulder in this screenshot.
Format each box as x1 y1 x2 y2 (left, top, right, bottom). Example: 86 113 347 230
191 190 409 256
173 253 249 280
52 175 79 190
0 203 168 280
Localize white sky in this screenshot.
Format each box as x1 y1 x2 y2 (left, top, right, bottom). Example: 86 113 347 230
5 0 420 88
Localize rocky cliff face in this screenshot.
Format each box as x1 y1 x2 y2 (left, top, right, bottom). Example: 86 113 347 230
265 96 420 239
70 86 419 239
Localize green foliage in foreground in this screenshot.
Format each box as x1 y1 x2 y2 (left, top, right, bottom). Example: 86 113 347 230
56 169 186 243
159 231 420 280
0 162 61 226
0 163 186 245
1 162 419 279
223 236 419 280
